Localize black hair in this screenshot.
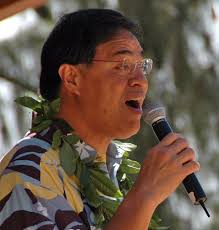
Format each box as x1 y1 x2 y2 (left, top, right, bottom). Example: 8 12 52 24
39 9 141 101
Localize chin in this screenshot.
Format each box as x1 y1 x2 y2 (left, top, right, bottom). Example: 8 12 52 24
116 123 140 139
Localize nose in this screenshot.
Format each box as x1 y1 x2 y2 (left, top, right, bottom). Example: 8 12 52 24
128 69 148 91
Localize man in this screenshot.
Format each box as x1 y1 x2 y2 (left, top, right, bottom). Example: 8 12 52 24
0 9 199 229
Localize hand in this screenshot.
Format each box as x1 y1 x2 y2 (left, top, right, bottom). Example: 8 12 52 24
133 133 200 207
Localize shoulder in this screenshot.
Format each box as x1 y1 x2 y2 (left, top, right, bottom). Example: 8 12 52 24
0 132 52 180
0 131 61 208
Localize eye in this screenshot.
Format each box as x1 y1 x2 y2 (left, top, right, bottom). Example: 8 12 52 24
114 62 124 70
121 59 133 72
123 61 130 70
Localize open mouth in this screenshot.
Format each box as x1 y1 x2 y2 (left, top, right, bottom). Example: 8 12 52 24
125 100 142 111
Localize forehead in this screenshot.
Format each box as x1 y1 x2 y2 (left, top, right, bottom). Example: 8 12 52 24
94 30 143 58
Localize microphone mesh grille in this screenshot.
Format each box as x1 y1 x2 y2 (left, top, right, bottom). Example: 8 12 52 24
142 101 166 125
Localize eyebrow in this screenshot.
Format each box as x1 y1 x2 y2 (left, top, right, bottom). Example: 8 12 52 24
112 49 144 57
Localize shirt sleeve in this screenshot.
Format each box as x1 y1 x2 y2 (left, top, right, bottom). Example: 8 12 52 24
0 141 90 230
0 183 89 230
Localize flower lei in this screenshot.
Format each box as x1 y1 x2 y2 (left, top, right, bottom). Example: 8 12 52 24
15 96 167 229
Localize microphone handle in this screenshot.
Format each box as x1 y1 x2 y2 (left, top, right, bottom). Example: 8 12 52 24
151 118 207 205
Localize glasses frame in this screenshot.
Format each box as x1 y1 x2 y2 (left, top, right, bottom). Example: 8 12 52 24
92 58 153 76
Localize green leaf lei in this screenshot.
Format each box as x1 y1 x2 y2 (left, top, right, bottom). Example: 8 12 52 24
15 96 168 229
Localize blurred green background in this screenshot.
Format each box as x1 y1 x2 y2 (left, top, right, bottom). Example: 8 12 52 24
0 0 219 229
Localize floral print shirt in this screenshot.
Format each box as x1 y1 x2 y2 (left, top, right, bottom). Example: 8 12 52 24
0 124 125 230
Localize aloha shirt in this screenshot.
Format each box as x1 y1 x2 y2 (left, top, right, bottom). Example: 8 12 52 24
0 123 125 230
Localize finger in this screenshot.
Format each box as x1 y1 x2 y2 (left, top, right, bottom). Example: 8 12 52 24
182 161 200 175
160 133 183 146
176 147 195 165
167 137 189 155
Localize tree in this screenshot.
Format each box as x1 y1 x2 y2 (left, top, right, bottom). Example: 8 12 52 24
118 1 219 229
0 0 218 229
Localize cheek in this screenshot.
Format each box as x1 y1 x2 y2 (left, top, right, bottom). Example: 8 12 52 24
79 82 109 115
80 69 128 113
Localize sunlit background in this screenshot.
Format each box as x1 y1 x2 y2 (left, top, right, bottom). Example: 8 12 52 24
0 0 219 229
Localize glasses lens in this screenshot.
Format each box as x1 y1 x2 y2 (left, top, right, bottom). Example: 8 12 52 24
143 59 153 75
122 59 135 74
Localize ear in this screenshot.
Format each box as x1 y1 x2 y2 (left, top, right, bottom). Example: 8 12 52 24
58 64 81 96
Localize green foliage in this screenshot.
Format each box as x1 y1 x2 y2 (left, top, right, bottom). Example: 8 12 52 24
118 1 219 229
52 129 62 149
31 119 52 132
84 183 102 208
119 158 141 174
63 134 80 145
15 96 60 132
113 140 137 151
90 169 123 198
16 95 166 228
15 96 42 112
2 0 219 229
17 94 140 227
50 98 61 114
149 214 169 230
60 140 79 175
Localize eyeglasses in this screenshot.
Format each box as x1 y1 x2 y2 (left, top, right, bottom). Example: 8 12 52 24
92 58 153 76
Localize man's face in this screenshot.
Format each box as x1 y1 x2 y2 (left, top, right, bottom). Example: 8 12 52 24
77 30 148 140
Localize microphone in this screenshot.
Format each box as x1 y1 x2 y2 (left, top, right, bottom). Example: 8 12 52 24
142 101 210 217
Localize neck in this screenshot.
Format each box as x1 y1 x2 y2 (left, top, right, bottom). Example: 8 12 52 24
57 98 111 156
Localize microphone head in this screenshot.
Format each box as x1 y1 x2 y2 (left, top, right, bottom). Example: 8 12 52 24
142 100 166 125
